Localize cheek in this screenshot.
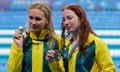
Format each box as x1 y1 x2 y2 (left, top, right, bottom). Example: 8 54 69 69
74 19 80 26
72 22 80 29
28 21 31 27
38 21 46 28
28 20 33 26
62 23 66 27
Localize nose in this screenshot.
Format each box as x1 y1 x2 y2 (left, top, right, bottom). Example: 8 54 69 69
31 19 36 24
63 20 69 26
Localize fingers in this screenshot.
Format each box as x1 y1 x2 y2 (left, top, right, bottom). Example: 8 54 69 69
46 50 61 62
47 50 55 57
46 50 56 62
13 30 23 48
13 30 23 40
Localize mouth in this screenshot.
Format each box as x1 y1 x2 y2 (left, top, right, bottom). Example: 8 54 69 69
65 25 71 30
30 25 42 32
31 24 40 29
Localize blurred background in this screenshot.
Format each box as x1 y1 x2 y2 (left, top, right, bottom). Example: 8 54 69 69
0 0 120 72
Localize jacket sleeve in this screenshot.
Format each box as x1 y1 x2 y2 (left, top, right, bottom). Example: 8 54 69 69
49 34 65 72
7 42 23 72
95 39 116 72
49 57 65 72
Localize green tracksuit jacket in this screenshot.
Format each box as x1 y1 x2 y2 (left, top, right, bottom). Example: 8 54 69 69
7 29 63 72
49 33 116 72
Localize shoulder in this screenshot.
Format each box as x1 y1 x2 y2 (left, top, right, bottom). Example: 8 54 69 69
94 35 107 48
87 33 109 53
90 34 110 57
52 33 62 41
88 33 106 47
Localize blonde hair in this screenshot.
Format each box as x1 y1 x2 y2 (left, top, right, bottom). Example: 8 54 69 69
29 2 55 47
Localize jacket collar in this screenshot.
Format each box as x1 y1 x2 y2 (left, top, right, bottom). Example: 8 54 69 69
66 33 95 46
29 29 48 40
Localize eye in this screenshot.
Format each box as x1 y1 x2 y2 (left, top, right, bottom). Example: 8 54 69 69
29 16 42 21
67 16 73 20
35 17 41 21
29 16 33 20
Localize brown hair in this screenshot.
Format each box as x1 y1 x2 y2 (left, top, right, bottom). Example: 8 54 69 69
29 2 55 47
61 4 96 54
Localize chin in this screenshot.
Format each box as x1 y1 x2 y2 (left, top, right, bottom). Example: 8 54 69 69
67 31 71 33
31 29 38 32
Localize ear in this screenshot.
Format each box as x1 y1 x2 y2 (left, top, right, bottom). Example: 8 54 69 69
44 19 48 29
46 20 48 24
45 23 48 29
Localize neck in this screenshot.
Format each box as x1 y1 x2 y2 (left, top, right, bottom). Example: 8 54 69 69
71 33 79 48
71 30 79 41
35 31 41 38
71 33 79 44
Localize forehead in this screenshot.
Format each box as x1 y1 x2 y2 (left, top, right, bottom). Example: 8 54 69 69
62 9 76 16
29 9 45 17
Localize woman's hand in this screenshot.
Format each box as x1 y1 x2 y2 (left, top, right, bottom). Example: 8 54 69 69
13 30 23 48
46 49 61 62
46 49 56 62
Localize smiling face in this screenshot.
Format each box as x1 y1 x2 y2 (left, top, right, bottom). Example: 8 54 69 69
62 9 80 34
28 9 48 33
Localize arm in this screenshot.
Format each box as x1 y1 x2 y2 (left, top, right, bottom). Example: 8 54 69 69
7 42 23 72
95 39 116 72
47 34 65 72
49 56 65 72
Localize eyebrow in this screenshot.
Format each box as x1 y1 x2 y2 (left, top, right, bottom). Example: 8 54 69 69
29 16 42 21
